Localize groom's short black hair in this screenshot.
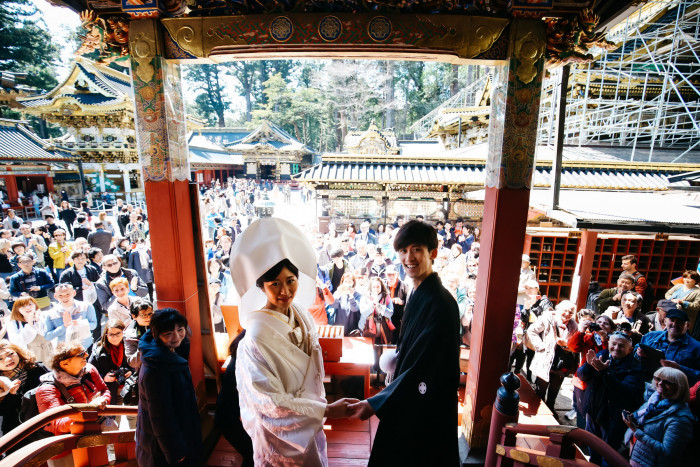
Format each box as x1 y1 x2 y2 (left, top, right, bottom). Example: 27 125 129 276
394 220 438 252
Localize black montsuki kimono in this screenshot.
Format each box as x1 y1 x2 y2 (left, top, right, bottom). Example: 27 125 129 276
367 272 461 466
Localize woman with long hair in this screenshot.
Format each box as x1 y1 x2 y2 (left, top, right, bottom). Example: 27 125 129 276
230 217 356 465
360 276 395 378
7 297 53 364
98 211 116 235
0 238 13 280
88 319 134 404
0 340 49 437
58 201 77 239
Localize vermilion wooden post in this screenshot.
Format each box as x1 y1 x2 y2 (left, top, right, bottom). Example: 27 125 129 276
462 18 546 451
574 230 598 311
4 175 18 205
128 19 204 389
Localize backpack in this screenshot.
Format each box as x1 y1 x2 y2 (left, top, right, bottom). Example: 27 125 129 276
586 280 604 313
20 379 74 424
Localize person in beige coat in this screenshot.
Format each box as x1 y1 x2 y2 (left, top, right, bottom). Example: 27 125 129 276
527 300 577 410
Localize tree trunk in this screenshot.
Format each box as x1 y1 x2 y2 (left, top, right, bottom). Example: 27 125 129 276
244 88 252 122
450 64 460 97
385 61 395 130
337 110 346 152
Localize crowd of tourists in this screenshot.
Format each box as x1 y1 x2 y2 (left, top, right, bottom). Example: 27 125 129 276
513 252 700 465
0 194 156 464
2 178 700 466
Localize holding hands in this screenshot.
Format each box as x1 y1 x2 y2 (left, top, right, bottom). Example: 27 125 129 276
347 400 375 421
324 398 378 421
325 398 361 418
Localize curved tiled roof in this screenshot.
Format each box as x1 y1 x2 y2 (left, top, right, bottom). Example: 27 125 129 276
17 59 129 111
0 119 70 161
296 161 689 191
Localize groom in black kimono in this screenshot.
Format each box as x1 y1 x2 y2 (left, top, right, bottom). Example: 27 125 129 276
348 220 461 466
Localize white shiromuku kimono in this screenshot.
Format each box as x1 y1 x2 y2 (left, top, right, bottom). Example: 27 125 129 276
236 303 328 466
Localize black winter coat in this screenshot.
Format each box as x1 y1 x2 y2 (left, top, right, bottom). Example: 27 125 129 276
88 343 134 403
577 350 645 451
59 265 100 302
136 331 202 466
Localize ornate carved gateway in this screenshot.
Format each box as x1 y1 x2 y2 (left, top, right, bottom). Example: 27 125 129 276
46 0 644 455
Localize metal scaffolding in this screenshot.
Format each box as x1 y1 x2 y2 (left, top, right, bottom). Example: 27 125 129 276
538 0 700 162
408 73 491 138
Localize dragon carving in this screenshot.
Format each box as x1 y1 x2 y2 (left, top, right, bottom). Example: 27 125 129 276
76 10 130 65
545 8 616 68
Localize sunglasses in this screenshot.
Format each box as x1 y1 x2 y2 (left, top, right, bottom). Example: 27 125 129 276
104 261 120 267
612 331 632 341
138 312 154 318
653 376 675 387
64 351 88 360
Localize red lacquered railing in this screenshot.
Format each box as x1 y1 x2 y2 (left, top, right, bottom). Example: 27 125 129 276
0 404 138 467
486 373 630 467
496 423 630 467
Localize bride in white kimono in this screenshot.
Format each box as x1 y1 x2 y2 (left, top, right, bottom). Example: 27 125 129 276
229 217 354 466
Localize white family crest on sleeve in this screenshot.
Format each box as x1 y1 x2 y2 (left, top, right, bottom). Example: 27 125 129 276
418 382 427 394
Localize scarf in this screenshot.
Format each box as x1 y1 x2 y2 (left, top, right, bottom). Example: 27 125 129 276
109 342 124 368
53 366 88 387
2 365 28 387
635 391 673 424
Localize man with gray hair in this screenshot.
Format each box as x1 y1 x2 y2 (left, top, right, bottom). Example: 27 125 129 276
356 221 377 245
349 239 369 271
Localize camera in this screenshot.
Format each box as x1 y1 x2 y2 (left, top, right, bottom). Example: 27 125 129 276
112 368 128 385
588 322 601 332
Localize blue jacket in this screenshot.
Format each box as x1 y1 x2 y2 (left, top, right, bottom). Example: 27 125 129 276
637 331 700 385
44 301 97 350
628 400 695 467
136 331 202 466
9 268 54 298
577 350 645 450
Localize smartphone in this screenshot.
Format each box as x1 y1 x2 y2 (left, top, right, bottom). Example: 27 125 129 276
622 410 631 421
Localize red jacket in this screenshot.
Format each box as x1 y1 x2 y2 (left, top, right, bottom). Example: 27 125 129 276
568 331 607 391
36 363 110 435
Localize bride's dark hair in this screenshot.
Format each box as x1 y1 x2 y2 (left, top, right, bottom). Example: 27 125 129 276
255 259 299 288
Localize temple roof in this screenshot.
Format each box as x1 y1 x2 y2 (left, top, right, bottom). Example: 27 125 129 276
344 123 400 155
0 119 71 161
296 142 700 191
188 128 250 149
225 121 312 154
17 58 131 115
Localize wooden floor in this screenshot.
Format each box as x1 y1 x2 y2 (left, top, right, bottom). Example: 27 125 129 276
205 416 379 466
206 374 564 466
